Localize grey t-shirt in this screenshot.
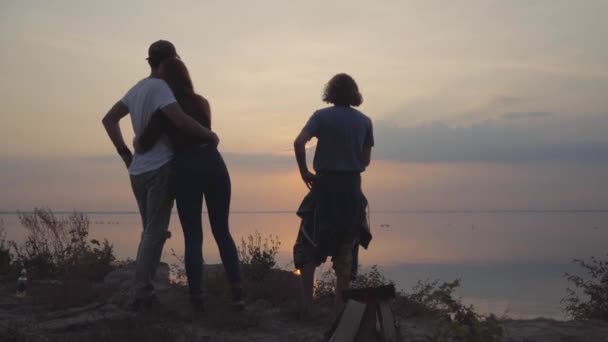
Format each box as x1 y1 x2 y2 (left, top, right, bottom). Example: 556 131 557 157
303 105 374 173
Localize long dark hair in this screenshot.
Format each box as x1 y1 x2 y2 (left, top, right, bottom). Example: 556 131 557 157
160 58 211 128
322 73 363 107
160 57 194 96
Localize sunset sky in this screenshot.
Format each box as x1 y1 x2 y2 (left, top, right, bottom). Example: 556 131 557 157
1 0 607 212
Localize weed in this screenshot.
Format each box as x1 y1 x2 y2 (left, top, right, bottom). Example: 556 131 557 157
0 220 10 274
9 208 115 281
238 230 280 281
563 254 608 321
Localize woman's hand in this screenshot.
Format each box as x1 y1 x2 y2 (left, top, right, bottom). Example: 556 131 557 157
116 146 133 169
301 170 316 189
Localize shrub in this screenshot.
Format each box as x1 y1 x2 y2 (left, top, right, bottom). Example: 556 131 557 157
396 279 503 342
236 231 302 303
314 266 502 342
169 249 187 284
563 254 608 321
313 268 335 299
314 264 393 299
237 230 280 281
10 208 115 280
396 279 464 319
0 220 10 274
169 232 295 304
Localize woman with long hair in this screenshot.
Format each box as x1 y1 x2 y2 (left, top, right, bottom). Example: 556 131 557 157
135 57 243 310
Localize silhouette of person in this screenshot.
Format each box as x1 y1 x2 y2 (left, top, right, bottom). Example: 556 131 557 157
293 73 374 317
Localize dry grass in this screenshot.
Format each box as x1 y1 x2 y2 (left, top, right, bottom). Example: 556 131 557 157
9 208 115 281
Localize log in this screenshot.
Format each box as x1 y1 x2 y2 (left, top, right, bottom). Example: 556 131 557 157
329 300 367 342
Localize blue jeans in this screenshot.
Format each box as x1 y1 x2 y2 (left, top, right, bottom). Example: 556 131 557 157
174 145 241 297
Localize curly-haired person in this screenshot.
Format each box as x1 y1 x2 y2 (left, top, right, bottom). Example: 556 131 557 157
293 73 374 318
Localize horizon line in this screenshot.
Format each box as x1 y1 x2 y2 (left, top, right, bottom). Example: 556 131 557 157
1 209 608 215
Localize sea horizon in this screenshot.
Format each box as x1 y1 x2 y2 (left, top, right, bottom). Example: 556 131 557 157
2 209 608 215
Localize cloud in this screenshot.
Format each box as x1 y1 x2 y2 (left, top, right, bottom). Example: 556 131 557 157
0 152 298 211
373 114 608 163
502 112 553 120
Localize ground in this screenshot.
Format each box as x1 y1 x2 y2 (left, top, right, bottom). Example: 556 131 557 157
1 264 607 342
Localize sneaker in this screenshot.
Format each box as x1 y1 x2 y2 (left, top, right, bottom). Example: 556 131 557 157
231 287 245 311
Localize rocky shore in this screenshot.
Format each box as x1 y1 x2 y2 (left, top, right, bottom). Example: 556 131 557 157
1 263 607 342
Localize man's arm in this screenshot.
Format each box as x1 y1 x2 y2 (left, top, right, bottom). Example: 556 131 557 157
102 101 132 168
294 130 316 189
160 102 219 145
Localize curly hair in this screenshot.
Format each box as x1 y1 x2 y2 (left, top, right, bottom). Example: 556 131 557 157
322 73 363 107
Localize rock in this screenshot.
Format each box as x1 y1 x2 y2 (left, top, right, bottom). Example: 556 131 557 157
4 264 608 342
396 317 608 342
37 304 131 333
104 262 170 290
35 280 62 286
155 262 170 289
103 262 170 305
202 263 227 288
203 263 224 279
502 318 608 342
43 302 103 320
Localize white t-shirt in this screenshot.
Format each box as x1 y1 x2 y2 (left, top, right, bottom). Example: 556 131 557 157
120 78 176 176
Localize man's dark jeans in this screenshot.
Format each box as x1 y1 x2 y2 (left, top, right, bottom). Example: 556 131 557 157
174 145 241 298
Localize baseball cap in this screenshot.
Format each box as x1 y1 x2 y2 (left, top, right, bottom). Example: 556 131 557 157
147 40 179 64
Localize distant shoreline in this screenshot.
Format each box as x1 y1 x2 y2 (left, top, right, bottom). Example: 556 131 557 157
1 209 608 215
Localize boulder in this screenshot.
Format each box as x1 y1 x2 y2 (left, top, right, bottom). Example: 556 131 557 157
103 262 170 304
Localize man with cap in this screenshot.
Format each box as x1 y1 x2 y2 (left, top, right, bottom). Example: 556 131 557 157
102 40 218 310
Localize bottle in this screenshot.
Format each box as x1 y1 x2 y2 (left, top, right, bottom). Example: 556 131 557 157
16 268 27 298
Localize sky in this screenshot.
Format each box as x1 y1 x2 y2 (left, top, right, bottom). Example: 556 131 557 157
0 0 607 212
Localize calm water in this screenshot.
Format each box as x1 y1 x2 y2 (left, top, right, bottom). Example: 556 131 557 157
2 211 607 319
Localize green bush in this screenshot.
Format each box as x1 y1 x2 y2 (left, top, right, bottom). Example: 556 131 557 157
10 208 115 280
563 254 608 321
